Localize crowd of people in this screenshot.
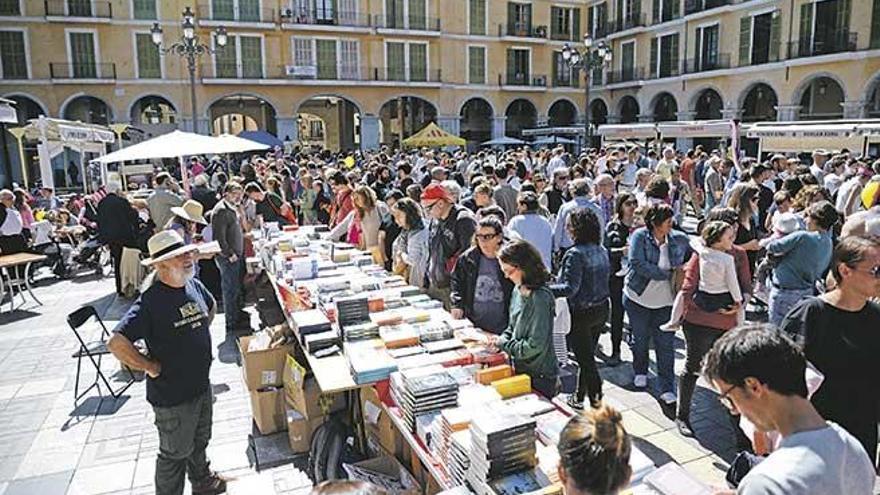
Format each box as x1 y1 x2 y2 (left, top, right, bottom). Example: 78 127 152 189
2 140 880 494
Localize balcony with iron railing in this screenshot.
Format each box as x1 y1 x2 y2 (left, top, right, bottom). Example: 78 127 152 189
550 28 578 42
373 14 440 31
503 72 548 87
606 14 647 35
208 62 264 79
45 0 112 18
280 9 371 28
651 7 680 24
50 62 116 79
197 4 275 23
647 62 681 80
552 74 580 88
682 53 731 74
683 0 730 16
787 31 857 59
742 48 782 66
372 66 442 83
606 66 644 84
282 64 367 81
500 23 547 39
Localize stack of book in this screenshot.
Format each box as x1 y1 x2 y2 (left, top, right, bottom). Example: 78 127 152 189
417 323 454 343
534 410 569 446
466 413 538 495
303 329 341 354
437 407 473 466
347 342 398 384
335 295 370 327
390 367 460 432
342 321 380 341
291 309 332 341
422 338 465 353
379 324 420 348
491 375 532 399
503 394 556 418
448 430 472 486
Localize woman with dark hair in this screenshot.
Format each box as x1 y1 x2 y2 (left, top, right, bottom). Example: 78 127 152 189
378 189 404 271
726 182 762 273
557 404 632 495
329 185 388 263
390 198 428 288
489 240 558 398
552 208 610 410
604 192 639 366
450 216 514 334
624 203 691 404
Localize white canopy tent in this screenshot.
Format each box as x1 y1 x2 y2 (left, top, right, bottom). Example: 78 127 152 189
596 123 659 141
746 122 863 154
20 117 116 191
656 120 740 138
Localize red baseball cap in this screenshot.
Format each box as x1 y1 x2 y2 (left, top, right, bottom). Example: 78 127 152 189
421 183 451 204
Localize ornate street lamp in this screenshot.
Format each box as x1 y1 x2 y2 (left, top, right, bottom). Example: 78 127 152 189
562 34 612 152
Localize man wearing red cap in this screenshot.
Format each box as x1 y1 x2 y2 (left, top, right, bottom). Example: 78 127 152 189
421 183 476 308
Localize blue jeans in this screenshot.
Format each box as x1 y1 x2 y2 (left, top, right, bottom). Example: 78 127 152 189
216 255 244 332
768 286 813 327
624 295 675 395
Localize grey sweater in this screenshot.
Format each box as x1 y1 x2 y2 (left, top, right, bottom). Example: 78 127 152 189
211 200 243 258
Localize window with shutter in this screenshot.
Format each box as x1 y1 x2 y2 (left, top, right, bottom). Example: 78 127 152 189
212 0 235 20
769 11 781 61
469 0 485 35
338 0 356 25
316 39 337 79
649 36 657 77
468 46 485 84
239 0 260 21
386 42 405 80
315 0 336 22
507 3 517 35
68 0 92 16
240 36 262 78
621 41 634 80
293 38 314 67
387 0 404 28
69 31 96 78
798 2 813 56
409 43 426 81
588 6 594 36
0 30 26 79
738 15 751 66
214 36 237 77
133 0 156 19
0 1 20 15
667 33 679 76
339 40 359 79
872 0 880 48
136 33 161 78
409 0 426 29
573 9 580 41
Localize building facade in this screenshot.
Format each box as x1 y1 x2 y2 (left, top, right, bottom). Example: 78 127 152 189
1 0 880 173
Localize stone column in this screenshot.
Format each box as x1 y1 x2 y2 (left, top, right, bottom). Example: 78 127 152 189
436 115 461 136
721 108 743 120
492 116 507 139
605 114 621 124
638 114 653 123
360 114 381 151
774 105 801 122
842 100 867 119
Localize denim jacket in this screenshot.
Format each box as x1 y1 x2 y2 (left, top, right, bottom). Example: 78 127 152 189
624 227 692 296
550 244 610 308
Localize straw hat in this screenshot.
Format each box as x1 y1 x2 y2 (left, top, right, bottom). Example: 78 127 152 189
170 200 208 225
142 230 198 266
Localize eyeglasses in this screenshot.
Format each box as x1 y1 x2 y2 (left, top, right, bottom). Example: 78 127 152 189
476 233 500 241
717 383 738 410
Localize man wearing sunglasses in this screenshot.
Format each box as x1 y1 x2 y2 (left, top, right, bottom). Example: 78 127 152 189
421 183 476 308
780 235 880 469
702 325 875 495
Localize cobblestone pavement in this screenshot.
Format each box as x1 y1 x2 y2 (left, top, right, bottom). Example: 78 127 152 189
0 269 756 494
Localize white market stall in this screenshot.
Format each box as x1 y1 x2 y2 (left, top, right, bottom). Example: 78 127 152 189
746 121 864 156
596 123 660 142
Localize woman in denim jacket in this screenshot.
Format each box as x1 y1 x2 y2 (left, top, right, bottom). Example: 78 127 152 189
623 203 691 404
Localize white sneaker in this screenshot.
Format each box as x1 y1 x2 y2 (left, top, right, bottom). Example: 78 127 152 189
659 320 681 332
633 375 648 388
660 392 677 405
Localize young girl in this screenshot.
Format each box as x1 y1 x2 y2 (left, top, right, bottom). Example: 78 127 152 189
661 221 743 331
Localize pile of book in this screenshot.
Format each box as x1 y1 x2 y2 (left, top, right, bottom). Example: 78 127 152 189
437 407 473 465
390 366 460 432
342 321 380 341
448 430 472 486
335 295 370 326
466 412 538 495
291 309 332 341
303 328 340 354
347 341 398 384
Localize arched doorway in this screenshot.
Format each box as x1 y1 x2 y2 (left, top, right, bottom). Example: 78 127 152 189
798 77 844 120
868 83 880 118
209 94 277 136
694 89 723 120
548 99 577 127
618 96 639 124
652 92 678 122
297 96 361 152
379 96 437 147
130 95 177 139
63 95 113 125
2 95 44 187
741 83 778 123
505 99 537 139
460 98 493 150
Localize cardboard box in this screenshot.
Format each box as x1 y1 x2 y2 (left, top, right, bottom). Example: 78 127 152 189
342 456 419 495
239 335 292 391
286 409 326 453
282 355 345 419
249 387 287 435
360 386 398 456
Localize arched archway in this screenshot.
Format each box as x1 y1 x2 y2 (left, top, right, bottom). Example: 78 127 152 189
505 99 537 139
798 76 844 120
209 94 277 136
130 95 177 125
296 96 361 152
548 99 577 127
740 83 778 122
378 96 437 147
460 98 493 149
618 96 639 124
590 99 608 126
63 95 113 125
694 89 723 120
652 92 678 122
5 95 44 124
867 84 880 118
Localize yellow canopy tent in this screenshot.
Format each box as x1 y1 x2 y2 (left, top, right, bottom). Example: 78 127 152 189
402 122 465 148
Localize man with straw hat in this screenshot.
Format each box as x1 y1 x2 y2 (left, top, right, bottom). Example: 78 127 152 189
108 230 226 495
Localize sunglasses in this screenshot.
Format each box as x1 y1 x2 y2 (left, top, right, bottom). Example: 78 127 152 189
476 233 500 241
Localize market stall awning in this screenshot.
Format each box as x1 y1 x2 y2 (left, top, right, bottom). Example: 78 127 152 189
238 130 284 148
214 134 272 154
94 130 267 164
531 135 577 145
746 123 858 139
22 117 115 143
596 123 658 140
0 97 17 124
402 122 466 148
656 120 736 138
481 136 526 146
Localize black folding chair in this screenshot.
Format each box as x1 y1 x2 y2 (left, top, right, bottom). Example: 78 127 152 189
68 305 135 403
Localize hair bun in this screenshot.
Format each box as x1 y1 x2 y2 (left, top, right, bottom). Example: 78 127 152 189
589 405 624 448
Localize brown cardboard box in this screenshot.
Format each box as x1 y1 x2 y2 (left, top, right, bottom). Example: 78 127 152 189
360 386 398 456
342 456 419 495
282 355 345 419
249 387 287 435
286 409 326 453
239 335 293 391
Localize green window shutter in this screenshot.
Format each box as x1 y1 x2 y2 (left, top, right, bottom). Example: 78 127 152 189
387 0 404 27
649 36 657 77
136 33 161 78
524 4 532 27
652 0 659 23
769 10 781 61
0 0 20 15
212 0 234 20
387 42 405 80
837 0 850 35
738 15 751 66
132 0 156 19
470 0 485 35
598 3 607 34
506 48 515 81
239 0 260 21
0 31 26 79
69 0 92 16
409 43 426 81
573 8 580 40
70 32 96 78
550 7 561 37
409 0 425 29
215 36 237 77
240 36 262 78
615 0 622 24
468 46 484 84
671 0 679 19
587 6 594 36
694 27 703 70
670 33 679 75
316 39 337 79
551 51 559 83
631 0 640 19
507 3 516 33
872 0 880 48
799 2 813 50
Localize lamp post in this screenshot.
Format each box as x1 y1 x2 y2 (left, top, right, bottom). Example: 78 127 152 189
151 7 227 135
562 35 612 153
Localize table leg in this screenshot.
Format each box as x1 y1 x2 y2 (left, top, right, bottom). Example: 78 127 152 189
23 262 41 306
0 268 8 313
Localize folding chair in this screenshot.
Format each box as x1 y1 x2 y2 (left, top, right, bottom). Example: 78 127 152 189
68 305 135 403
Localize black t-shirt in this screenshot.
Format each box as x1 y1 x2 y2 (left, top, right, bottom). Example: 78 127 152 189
780 297 880 460
114 278 216 407
734 217 759 274
378 211 400 271
256 193 288 225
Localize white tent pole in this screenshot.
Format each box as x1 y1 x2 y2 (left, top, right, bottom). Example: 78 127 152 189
179 155 190 198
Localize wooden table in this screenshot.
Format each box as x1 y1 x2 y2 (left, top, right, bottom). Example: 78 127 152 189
0 252 47 312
